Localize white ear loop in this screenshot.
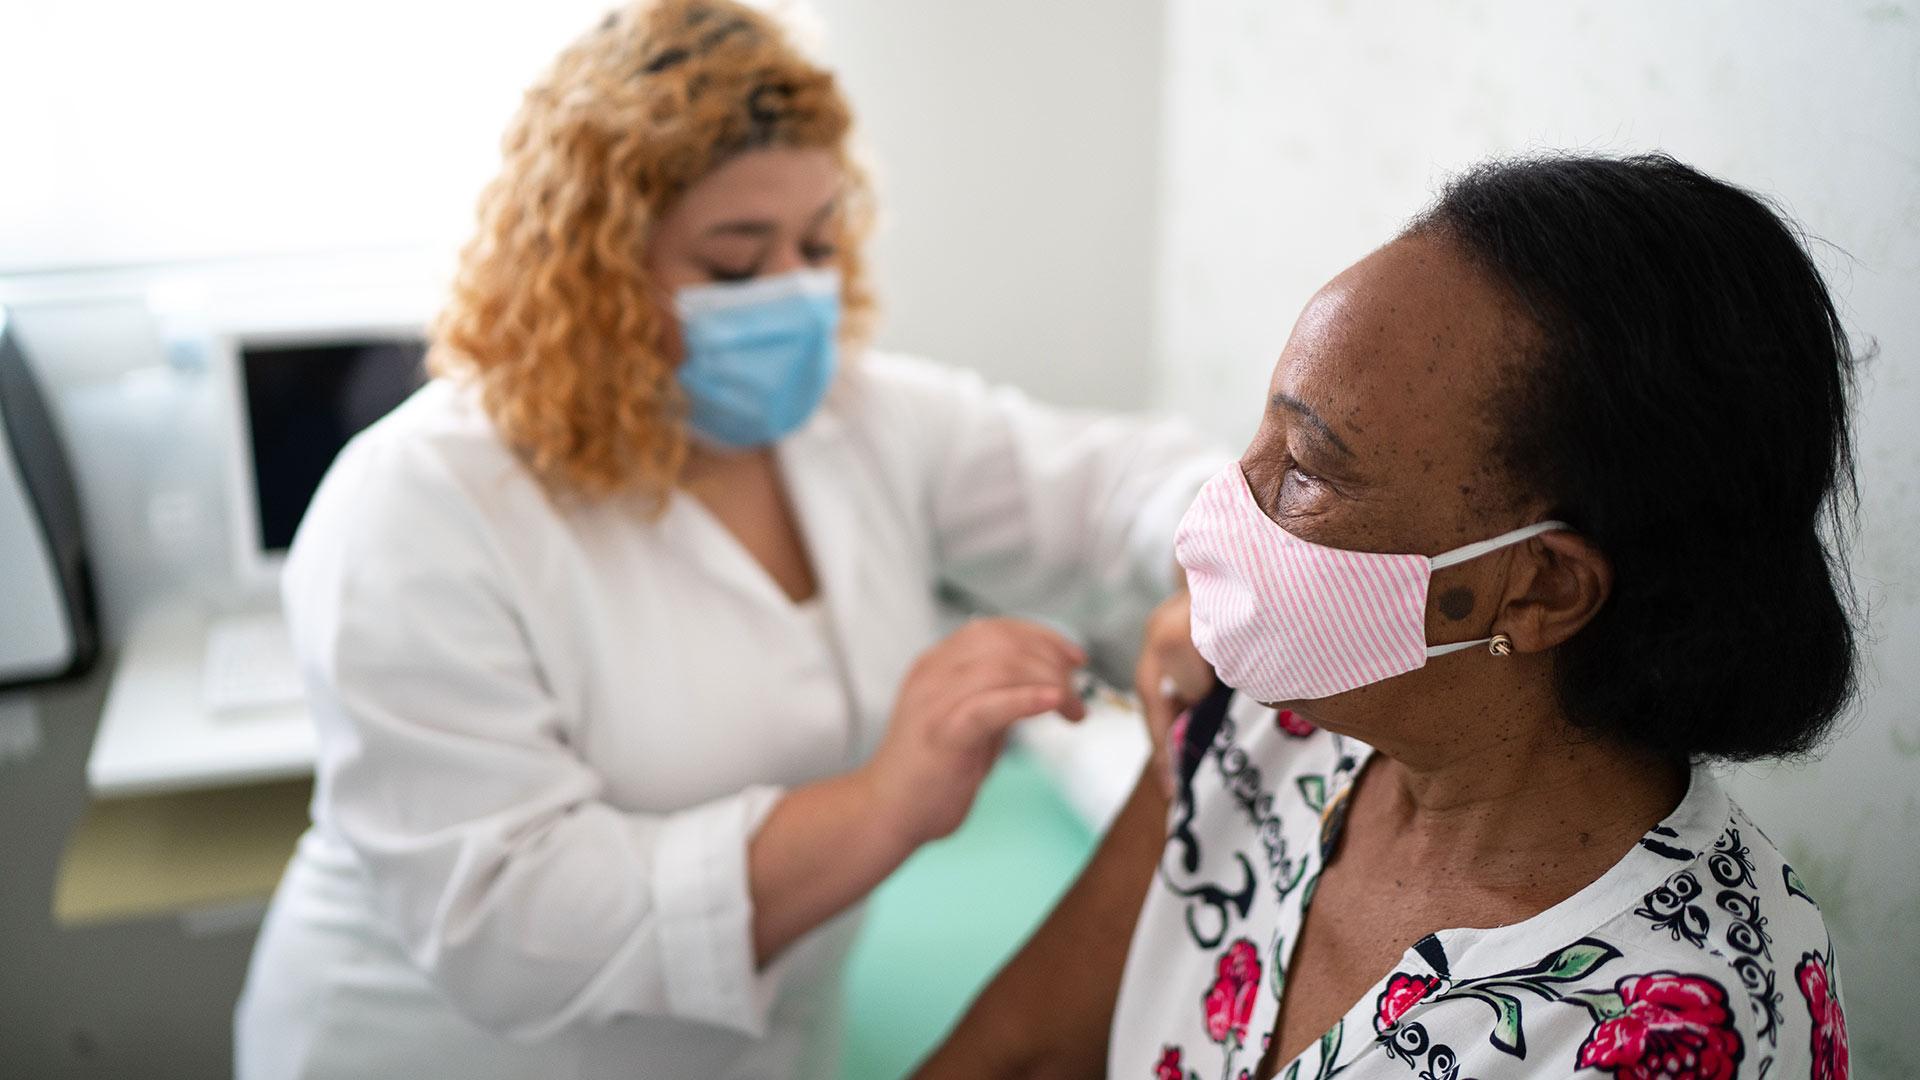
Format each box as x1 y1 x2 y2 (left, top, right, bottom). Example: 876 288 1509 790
1423 520 1571 657
1427 519 1571 571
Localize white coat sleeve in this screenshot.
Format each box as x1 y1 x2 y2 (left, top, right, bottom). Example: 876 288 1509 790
878 356 1231 680
283 432 786 1042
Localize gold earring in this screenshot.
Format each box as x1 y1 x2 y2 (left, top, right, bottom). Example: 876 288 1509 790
1489 633 1513 657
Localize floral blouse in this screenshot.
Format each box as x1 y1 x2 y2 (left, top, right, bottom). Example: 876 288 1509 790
1108 691 1852 1080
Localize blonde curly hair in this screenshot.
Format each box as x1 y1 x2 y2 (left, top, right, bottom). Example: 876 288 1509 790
431 0 876 502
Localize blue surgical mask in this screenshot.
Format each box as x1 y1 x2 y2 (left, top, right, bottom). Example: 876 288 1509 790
673 268 841 449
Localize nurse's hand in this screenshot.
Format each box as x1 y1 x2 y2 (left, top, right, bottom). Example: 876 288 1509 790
1133 588 1215 799
864 617 1089 847
749 617 1087 968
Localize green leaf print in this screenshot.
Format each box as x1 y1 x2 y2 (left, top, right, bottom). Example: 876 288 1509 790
1312 1021 1344 1080
1783 863 1818 905
1448 988 1527 1056
1563 988 1628 1020
1297 775 1328 813
1276 859 1307 896
1453 936 1620 993
1535 940 1620 983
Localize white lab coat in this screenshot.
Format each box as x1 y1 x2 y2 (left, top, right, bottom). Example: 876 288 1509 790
234 352 1223 1080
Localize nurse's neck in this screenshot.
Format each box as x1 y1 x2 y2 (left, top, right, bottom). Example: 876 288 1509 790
681 440 773 485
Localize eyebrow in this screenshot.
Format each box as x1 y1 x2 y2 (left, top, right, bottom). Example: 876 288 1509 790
701 220 777 239
700 197 842 241
1270 392 1356 459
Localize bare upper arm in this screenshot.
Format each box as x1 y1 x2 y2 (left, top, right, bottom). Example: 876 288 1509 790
911 769 1168 1079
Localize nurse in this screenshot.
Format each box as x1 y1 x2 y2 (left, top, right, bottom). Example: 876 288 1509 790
232 2 1221 1077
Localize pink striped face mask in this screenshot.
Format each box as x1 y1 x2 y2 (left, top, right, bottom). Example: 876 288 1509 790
1175 463 1568 703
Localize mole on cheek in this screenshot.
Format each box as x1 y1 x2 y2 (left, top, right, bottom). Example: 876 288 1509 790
1437 586 1476 621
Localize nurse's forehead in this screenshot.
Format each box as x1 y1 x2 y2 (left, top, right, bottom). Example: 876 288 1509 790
1270 235 1522 447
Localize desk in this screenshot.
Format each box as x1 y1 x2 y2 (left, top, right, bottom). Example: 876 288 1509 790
65 601 316 925
87 603 315 797
54 778 311 926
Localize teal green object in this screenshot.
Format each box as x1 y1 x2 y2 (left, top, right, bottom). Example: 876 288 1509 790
838 748 1100 1080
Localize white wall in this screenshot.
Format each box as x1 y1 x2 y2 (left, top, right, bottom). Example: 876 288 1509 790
0 0 1166 637
0 0 1162 409
0 0 606 271
1153 1 1920 1072
807 0 1164 408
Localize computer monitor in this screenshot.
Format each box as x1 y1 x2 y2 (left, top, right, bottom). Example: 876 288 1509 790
221 327 426 584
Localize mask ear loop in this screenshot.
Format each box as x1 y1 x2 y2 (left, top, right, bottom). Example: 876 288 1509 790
1427 519 1572 571
1423 520 1572 658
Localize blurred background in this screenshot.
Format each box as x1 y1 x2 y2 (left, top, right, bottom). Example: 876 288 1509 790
0 0 1914 1076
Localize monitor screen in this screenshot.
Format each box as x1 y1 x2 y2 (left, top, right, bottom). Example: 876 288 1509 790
241 337 426 553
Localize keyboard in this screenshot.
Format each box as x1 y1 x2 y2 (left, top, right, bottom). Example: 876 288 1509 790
202 612 304 714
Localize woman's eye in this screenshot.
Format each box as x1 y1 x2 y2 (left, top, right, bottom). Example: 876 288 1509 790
1274 461 1328 507
801 242 838 264
704 264 759 283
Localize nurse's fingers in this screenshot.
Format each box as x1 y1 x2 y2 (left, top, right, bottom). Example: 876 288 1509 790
949 617 1087 671
934 658 1086 725
968 635 1089 722
947 683 1068 748
949 651 1072 684
916 624 1083 694
947 653 1083 701
1136 661 1183 800
1132 590 1214 799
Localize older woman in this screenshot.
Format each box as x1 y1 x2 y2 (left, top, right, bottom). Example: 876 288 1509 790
920 154 1857 1080
232 2 1219 1077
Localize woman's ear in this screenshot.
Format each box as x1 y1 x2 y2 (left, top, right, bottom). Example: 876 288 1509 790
1501 530 1612 653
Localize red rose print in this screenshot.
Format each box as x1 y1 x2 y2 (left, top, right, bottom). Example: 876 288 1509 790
1275 709 1316 737
1374 972 1443 1031
1576 971 1743 1080
1797 953 1850 1080
1203 939 1262 1045
1155 1045 1185 1080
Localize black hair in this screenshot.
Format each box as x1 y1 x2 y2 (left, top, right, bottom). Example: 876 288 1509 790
1412 153 1863 763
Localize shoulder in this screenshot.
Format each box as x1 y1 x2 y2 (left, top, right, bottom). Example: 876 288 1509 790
1573 786 1845 1078
802 351 1006 508
288 379 551 587
1610 786 1838 975
839 349 990 401
331 378 532 501
318 378 550 518
1386 772 1846 1079
825 350 998 436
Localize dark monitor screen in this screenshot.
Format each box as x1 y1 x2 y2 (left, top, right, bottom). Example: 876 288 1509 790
242 337 426 553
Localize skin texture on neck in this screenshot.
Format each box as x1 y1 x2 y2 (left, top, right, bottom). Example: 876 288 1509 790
1347 678 1688 896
